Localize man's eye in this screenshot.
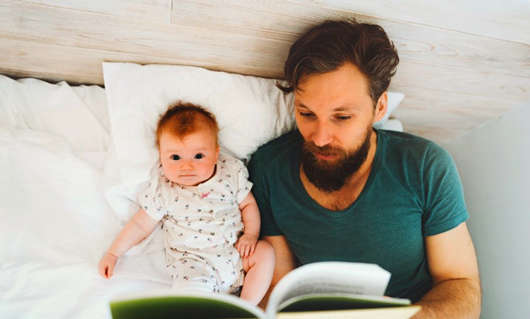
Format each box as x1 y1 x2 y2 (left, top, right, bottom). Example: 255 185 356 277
171 154 180 160
299 112 314 117
194 153 204 159
335 115 351 120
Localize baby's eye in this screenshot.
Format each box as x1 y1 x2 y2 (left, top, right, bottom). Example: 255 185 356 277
194 153 204 159
171 154 180 160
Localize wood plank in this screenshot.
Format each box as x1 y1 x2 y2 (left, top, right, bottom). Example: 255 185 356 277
0 37 283 85
5 1 529 83
309 0 530 45
174 0 529 77
173 0 341 39
393 61 529 104
393 92 514 142
171 0 530 105
24 0 171 23
0 1 289 78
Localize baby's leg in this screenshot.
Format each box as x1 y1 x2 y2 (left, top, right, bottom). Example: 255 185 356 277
169 257 218 293
240 240 275 305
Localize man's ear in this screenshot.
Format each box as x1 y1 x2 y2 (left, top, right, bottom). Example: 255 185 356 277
373 92 388 123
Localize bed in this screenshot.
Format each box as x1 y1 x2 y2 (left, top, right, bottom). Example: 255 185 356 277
1 1 529 319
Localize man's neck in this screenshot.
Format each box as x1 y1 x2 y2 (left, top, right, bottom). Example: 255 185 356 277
300 131 378 211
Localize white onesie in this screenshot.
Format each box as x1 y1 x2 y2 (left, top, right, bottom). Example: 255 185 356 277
138 152 252 293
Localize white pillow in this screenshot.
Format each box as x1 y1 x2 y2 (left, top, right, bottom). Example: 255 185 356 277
379 118 404 132
102 62 404 219
102 62 296 219
373 91 405 129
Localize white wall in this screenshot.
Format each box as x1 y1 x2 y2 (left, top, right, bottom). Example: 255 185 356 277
442 104 530 319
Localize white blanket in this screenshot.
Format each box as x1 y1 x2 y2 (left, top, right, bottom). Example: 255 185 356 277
0 77 170 319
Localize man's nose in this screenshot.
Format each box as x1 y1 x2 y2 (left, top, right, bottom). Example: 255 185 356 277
311 122 332 147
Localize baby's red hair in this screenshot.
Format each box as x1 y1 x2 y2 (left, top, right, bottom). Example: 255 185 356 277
156 102 219 147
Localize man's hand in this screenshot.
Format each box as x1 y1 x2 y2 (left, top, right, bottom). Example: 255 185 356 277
235 233 258 258
98 251 118 279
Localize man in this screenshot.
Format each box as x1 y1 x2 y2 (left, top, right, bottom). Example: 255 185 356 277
248 20 481 318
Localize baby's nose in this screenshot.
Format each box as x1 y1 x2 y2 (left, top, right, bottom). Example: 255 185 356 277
179 161 193 170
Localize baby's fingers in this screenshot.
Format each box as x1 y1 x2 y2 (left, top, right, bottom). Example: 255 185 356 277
239 244 247 257
249 243 256 256
106 264 114 278
236 242 245 256
239 242 250 257
98 263 105 277
98 260 108 278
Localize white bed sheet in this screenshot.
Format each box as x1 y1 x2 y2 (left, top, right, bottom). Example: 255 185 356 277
0 128 171 319
0 76 171 319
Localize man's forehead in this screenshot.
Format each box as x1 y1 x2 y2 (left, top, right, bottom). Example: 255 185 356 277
295 63 371 97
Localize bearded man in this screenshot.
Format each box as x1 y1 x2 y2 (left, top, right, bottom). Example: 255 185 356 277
248 20 481 318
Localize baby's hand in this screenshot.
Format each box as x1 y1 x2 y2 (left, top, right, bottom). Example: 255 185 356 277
235 233 258 258
98 252 118 279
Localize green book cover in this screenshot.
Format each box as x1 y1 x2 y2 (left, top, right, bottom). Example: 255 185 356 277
278 293 411 312
111 292 264 319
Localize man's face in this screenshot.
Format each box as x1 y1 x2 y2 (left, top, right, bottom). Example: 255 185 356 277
294 62 387 192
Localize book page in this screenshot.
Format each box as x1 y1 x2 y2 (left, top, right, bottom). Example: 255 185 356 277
266 262 390 316
276 305 421 319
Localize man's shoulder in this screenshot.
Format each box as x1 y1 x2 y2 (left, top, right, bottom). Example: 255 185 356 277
378 129 455 180
379 129 433 147
250 130 301 166
379 129 448 160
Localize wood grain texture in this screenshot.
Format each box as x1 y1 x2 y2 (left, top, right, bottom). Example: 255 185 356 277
26 0 172 23
310 0 530 45
0 0 529 142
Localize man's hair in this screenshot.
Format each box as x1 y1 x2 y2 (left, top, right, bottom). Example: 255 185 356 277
156 102 219 147
278 19 399 105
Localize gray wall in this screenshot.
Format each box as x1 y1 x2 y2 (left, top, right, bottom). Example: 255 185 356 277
442 104 530 319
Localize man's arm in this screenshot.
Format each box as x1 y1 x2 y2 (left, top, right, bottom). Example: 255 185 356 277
259 235 297 308
413 222 481 318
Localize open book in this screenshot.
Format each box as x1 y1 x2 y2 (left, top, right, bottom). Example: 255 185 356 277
110 262 420 319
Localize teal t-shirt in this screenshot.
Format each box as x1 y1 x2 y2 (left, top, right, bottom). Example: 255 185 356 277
248 129 468 302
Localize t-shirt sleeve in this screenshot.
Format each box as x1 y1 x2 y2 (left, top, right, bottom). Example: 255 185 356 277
226 157 253 204
422 144 469 236
137 172 168 222
248 153 282 237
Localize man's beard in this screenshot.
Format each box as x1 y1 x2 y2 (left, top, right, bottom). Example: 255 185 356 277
301 129 372 193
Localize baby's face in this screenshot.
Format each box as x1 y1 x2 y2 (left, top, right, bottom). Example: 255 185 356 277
159 129 219 186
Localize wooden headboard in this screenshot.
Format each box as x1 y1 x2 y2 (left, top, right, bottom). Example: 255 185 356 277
2 0 529 142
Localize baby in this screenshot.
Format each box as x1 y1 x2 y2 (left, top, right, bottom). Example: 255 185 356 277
98 102 274 305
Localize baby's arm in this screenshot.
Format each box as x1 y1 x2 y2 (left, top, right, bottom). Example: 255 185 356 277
235 192 261 258
98 209 158 279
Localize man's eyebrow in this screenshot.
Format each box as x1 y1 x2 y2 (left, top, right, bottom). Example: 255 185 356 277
333 105 357 112
295 102 358 112
295 102 310 109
